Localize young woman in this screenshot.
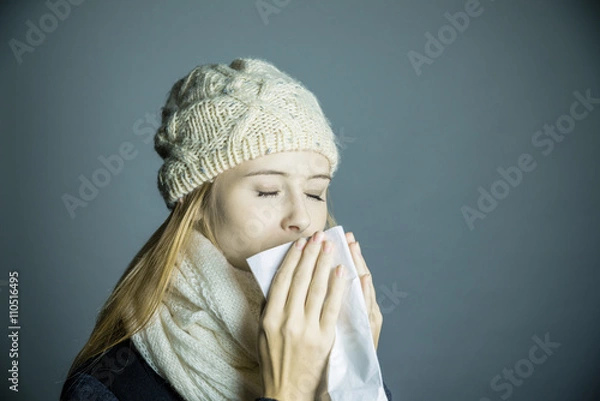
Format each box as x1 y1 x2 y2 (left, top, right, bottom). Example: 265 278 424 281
60 58 392 401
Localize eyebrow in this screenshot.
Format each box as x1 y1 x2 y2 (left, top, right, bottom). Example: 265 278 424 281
243 170 331 181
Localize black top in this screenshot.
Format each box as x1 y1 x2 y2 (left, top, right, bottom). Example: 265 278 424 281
61 338 184 401
60 338 393 401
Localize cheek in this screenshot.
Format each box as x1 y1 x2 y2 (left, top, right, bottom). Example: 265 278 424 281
314 205 329 228
214 188 248 226
237 194 281 226
215 196 267 250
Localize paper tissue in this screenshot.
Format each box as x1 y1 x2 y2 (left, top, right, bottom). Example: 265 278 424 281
246 225 388 401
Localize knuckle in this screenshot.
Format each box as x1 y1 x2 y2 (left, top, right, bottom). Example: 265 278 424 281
372 309 383 324
320 307 335 322
281 319 302 337
271 272 288 288
309 283 327 297
259 316 279 333
289 275 308 292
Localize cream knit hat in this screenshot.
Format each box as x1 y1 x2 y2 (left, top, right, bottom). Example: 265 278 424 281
154 58 341 210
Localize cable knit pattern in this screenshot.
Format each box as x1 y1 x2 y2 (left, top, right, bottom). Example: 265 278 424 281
131 228 266 401
154 58 341 209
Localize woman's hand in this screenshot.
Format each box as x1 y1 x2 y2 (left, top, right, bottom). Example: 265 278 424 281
257 231 347 401
345 231 383 351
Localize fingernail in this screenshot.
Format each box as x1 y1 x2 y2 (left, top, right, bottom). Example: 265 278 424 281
295 238 307 249
336 264 345 278
323 241 333 253
348 232 355 242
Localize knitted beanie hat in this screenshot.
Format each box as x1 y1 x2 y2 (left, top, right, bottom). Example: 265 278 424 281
154 58 341 210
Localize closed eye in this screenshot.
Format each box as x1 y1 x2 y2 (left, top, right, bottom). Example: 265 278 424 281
257 191 325 202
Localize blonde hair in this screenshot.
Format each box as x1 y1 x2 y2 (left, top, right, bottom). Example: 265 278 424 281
66 183 337 379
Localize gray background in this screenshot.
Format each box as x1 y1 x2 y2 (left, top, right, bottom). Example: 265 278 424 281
1 0 599 400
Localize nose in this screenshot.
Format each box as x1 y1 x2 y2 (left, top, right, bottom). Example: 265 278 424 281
281 190 311 233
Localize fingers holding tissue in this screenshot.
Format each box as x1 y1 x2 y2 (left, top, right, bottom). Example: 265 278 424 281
345 231 383 351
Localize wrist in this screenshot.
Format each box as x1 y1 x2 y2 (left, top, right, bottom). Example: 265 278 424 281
260 391 312 401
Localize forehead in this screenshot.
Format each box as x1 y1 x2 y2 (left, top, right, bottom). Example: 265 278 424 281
230 151 331 178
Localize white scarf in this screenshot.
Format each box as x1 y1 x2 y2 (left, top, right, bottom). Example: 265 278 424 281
131 228 266 401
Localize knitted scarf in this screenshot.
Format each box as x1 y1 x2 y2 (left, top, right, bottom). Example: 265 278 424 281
131 228 266 401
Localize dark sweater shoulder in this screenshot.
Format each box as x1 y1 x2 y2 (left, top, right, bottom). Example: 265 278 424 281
60 338 185 401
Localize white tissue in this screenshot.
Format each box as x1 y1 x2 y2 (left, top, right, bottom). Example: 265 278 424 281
246 225 388 401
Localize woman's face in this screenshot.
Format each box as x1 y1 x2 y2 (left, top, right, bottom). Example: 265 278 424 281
208 150 332 271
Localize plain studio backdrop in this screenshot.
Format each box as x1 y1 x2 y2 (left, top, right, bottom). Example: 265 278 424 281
1 0 600 400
